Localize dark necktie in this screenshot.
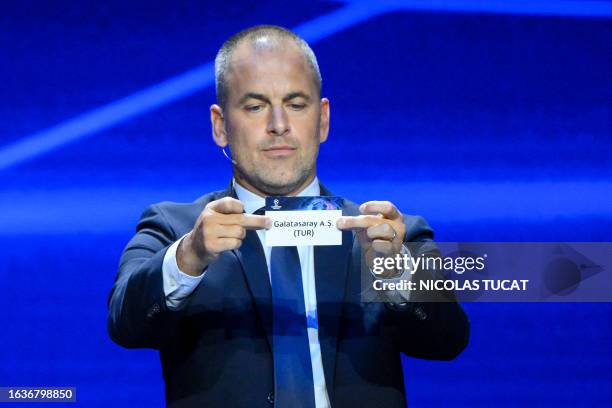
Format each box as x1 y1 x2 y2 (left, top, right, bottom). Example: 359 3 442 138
271 245 316 407
255 207 315 407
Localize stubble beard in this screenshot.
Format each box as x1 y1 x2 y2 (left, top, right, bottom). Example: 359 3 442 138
234 156 314 196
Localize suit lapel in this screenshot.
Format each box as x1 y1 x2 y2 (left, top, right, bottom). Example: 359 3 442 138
220 182 273 349
235 230 273 349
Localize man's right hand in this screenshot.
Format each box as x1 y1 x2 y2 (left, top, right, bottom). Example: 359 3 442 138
176 197 271 276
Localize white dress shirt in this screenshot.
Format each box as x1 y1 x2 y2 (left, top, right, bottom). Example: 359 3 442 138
162 177 332 408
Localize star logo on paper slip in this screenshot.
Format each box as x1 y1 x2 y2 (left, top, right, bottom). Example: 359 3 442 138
271 199 282 210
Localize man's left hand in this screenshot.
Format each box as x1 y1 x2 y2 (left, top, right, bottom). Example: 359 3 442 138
336 201 406 277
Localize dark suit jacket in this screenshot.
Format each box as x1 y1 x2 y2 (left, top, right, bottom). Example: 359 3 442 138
107 182 469 407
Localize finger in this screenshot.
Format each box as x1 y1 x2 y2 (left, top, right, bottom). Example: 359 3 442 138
211 237 242 253
360 201 401 220
216 225 247 240
241 214 271 230
371 239 394 254
208 197 244 214
214 213 270 229
366 222 396 241
336 215 383 230
216 213 248 225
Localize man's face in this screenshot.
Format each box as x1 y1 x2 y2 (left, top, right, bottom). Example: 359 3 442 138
212 39 329 196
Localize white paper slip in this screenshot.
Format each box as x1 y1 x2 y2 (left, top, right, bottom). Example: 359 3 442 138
264 195 344 246
265 209 342 246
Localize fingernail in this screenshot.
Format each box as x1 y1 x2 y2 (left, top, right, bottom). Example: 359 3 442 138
336 218 345 228
265 218 272 229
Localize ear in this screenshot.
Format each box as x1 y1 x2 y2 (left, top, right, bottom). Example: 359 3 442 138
211 104 228 147
319 98 330 143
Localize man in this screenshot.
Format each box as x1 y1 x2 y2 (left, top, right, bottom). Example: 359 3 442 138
108 25 469 408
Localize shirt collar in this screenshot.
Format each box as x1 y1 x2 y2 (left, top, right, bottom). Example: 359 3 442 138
233 177 321 214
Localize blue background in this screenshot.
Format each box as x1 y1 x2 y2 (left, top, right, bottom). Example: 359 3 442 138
1 1 611 406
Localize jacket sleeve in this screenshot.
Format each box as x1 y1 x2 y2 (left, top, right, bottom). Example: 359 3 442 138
107 204 187 350
386 215 470 361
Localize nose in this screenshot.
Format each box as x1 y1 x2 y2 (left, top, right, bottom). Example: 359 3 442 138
266 105 289 136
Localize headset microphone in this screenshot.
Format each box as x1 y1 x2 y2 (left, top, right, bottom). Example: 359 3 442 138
222 147 238 165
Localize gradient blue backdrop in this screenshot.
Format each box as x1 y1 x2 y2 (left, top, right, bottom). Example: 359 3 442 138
1 1 611 406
